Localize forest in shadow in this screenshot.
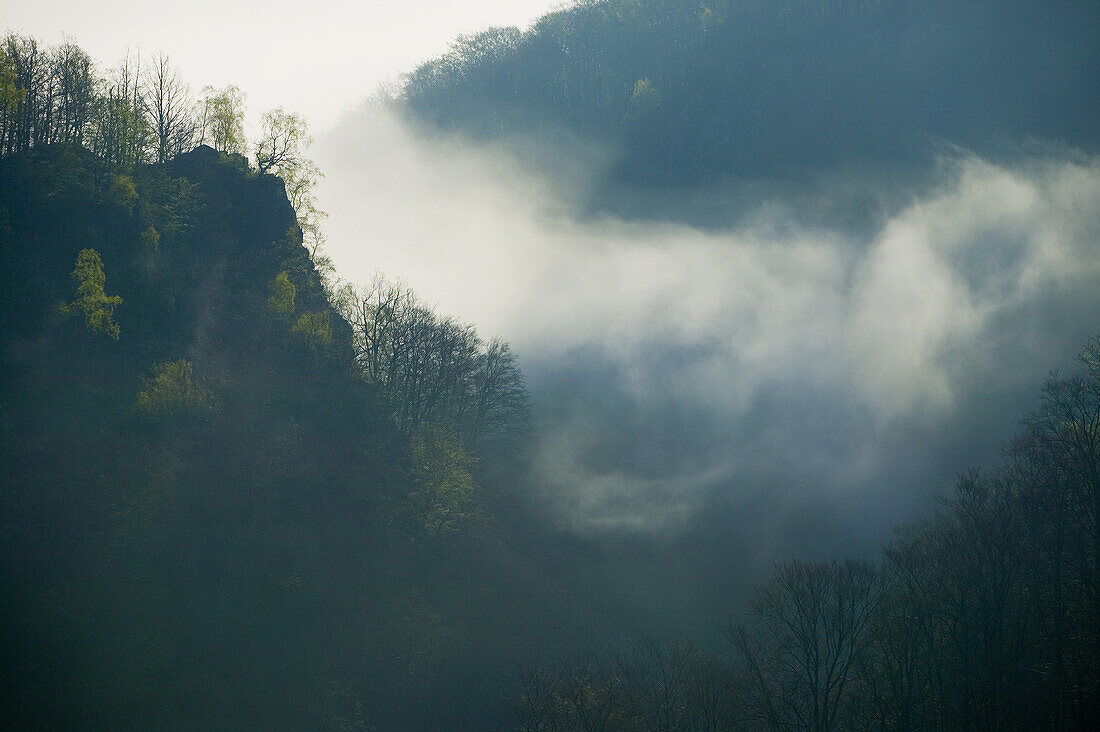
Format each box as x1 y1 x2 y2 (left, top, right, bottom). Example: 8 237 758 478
3 1 1100 728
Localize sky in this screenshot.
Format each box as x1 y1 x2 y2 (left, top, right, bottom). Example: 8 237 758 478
2 0 562 132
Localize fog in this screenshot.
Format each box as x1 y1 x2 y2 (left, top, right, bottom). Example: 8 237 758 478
316 108 1100 553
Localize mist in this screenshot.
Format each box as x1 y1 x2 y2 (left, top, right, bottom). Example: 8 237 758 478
315 108 1100 579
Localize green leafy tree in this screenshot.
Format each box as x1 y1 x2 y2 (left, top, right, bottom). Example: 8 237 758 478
61 248 122 339
292 310 332 348
254 108 331 282
268 270 296 315
255 108 310 174
106 173 137 214
135 359 207 415
627 78 661 117
405 423 479 537
0 43 24 119
196 84 246 154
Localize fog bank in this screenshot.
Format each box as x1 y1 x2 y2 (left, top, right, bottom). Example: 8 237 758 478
316 109 1100 544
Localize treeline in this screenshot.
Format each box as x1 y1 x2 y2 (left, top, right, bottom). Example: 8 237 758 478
402 0 1100 186
337 276 529 460
0 33 326 251
517 338 1100 730
2 34 219 163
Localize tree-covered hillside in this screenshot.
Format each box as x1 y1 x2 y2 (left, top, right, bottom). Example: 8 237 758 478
0 141 612 729
403 0 1100 187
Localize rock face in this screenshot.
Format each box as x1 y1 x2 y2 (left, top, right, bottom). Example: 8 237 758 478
171 144 297 254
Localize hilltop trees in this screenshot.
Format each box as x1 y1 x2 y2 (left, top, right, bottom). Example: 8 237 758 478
0 33 336 291
0 34 192 163
147 53 195 163
196 84 246 155
337 275 529 458
92 51 152 169
402 0 1100 188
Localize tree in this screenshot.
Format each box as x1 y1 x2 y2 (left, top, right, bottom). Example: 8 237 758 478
253 108 330 277
146 53 195 163
0 34 47 154
732 560 881 732
268 271 296 315
91 51 152 169
60 248 122 340
291 310 332 349
255 108 309 174
135 359 208 415
1012 338 1100 724
338 275 529 455
49 40 97 145
0 43 25 144
196 84 245 154
404 422 479 537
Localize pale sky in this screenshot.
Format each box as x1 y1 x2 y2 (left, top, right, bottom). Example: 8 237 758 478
2 0 564 133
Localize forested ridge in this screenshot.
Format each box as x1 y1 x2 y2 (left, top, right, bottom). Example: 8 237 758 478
0 34 593 729
403 0 1100 192
3 6 1100 730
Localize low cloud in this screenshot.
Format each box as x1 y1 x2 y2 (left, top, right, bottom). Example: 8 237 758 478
316 108 1100 542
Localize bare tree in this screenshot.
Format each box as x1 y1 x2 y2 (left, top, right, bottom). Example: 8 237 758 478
49 39 97 145
91 50 151 168
146 53 195 162
732 560 881 732
338 275 529 455
254 108 309 173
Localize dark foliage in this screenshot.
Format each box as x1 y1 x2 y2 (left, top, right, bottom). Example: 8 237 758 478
0 143 586 729
403 0 1100 190
517 340 1100 730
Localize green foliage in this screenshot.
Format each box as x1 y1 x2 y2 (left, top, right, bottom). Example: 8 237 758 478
140 225 159 254
197 84 246 155
106 173 137 214
0 43 24 110
627 78 660 118
291 310 332 347
61 248 122 340
405 423 479 537
135 359 208 415
268 270 296 315
255 108 310 174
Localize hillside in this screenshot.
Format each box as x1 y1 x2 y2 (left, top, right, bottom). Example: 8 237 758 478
0 144 610 729
403 0 1100 195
